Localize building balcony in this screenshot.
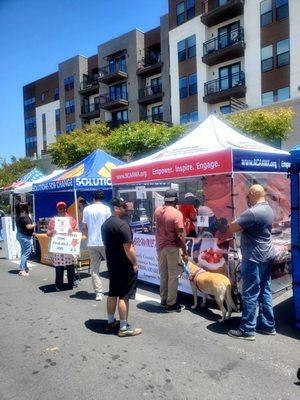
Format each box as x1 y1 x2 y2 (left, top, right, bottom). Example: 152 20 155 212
80 102 100 119
79 79 99 95
100 92 129 110
202 27 245 66
201 0 244 27
98 65 128 84
138 85 163 105
137 54 163 77
203 71 246 104
106 119 129 130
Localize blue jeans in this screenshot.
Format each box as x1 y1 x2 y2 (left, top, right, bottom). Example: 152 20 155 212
16 232 32 271
240 258 275 335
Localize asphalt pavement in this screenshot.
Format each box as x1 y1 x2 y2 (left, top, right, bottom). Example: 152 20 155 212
0 253 299 400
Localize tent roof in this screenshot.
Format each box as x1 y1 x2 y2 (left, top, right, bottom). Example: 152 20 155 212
4 168 45 190
33 149 124 192
14 170 65 194
115 115 288 169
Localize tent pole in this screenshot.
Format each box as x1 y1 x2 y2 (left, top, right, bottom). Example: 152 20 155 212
33 193 36 232
74 189 79 226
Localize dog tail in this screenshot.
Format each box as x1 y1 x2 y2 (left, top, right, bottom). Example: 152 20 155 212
226 284 237 312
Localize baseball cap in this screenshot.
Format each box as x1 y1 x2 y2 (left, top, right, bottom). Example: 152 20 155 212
184 192 195 199
164 189 178 202
110 197 128 209
56 201 67 208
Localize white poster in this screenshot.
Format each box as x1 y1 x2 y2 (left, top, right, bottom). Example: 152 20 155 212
54 217 70 234
50 232 82 255
133 233 192 294
197 215 209 227
136 186 147 200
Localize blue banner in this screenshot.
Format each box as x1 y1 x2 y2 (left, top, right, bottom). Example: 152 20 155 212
233 149 290 172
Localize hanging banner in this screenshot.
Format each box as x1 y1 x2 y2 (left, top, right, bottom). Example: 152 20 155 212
233 150 290 172
50 232 82 255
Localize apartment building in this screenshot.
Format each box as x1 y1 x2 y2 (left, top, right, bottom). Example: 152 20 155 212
168 0 300 147
23 16 170 157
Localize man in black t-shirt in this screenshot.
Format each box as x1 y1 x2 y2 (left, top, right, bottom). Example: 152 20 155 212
101 198 142 337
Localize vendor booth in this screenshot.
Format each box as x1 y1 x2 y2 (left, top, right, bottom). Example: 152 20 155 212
111 115 291 296
32 149 123 264
289 146 300 330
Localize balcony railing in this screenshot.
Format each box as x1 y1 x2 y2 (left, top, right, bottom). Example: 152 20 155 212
81 102 100 115
79 79 99 93
98 64 128 84
137 53 162 76
203 27 244 55
203 71 246 103
138 84 163 104
100 92 129 110
107 119 129 129
201 0 244 27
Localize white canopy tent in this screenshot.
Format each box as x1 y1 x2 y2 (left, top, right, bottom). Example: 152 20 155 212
14 170 65 194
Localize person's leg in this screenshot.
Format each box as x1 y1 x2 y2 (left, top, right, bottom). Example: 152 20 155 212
118 298 129 322
239 259 261 335
257 261 276 333
17 233 31 271
118 298 142 337
166 247 180 306
89 247 103 295
66 265 75 288
158 248 168 304
55 265 64 290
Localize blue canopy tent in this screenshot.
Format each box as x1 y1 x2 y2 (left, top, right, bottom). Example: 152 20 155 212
289 146 300 330
32 149 123 223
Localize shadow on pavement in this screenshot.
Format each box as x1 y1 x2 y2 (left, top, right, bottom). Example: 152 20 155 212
188 304 223 322
70 290 96 300
99 271 110 279
38 284 74 293
206 316 240 335
74 272 90 280
8 269 20 274
273 295 300 340
85 319 119 335
136 300 166 314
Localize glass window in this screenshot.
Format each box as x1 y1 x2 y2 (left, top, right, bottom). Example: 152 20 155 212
276 0 288 20
220 105 232 114
187 35 196 58
262 91 274 105
41 92 45 101
190 111 198 122
66 123 76 133
219 0 229 5
179 77 188 99
180 114 189 124
187 0 195 20
24 97 36 111
54 87 59 100
261 45 273 72
177 2 185 25
178 40 186 62
151 77 162 93
277 86 290 101
55 109 60 121
260 0 273 27
277 39 289 67
65 99 75 114
56 129 61 136
64 76 74 90
188 73 197 96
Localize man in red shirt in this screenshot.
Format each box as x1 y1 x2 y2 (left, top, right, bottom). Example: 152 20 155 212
179 192 197 237
154 189 188 312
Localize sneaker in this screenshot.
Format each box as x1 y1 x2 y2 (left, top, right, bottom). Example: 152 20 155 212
95 293 103 301
228 329 255 341
73 280 79 288
256 328 276 336
105 319 120 333
118 324 142 337
166 303 185 313
18 270 29 277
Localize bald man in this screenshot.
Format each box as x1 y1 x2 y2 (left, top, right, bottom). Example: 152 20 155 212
228 185 276 341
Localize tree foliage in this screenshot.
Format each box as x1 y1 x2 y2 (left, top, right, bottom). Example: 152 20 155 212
226 107 295 142
48 123 109 168
48 121 185 167
105 121 185 159
0 157 37 188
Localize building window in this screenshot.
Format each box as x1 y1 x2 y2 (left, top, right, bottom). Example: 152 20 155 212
261 45 273 72
41 92 45 102
277 39 289 67
24 97 36 111
177 2 185 25
276 0 288 21
220 105 232 114
188 73 197 96
109 83 127 101
179 77 188 99
25 136 37 149
180 111 198 124
187 35 196 58
25 116 36 131
112 109 128 122
64 76 74 91
65 99 75 114
260 0 273 27
262 91 274 105
151 105 163 122
180 114 189 124
178 40 186 62
277 86 290 101
66 123 76 133
56 129 61 136
186 0 195 20
54 87 59 100
190 111 198 122
55 109 60 121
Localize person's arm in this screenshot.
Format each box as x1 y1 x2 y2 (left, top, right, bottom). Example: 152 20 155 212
82 222 88 236
229 221 243 233
123 242 138 272
175 227 188 262
230 209 255 234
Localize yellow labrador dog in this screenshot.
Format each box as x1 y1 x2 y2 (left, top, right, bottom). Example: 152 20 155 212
187 260 237 322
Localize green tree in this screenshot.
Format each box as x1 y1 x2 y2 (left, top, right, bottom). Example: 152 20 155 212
104 121 185 159
226 107 295 142
48 123 110 168
0 157 37 188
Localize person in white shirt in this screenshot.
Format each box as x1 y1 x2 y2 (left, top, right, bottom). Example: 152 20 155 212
82 190 111 301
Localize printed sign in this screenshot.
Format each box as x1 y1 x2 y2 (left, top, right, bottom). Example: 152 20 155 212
50 232 82 255
197 215 209 227
136 186 147 200
54 217 70 234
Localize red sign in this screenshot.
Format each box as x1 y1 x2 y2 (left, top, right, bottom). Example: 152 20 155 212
111 149 233 184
